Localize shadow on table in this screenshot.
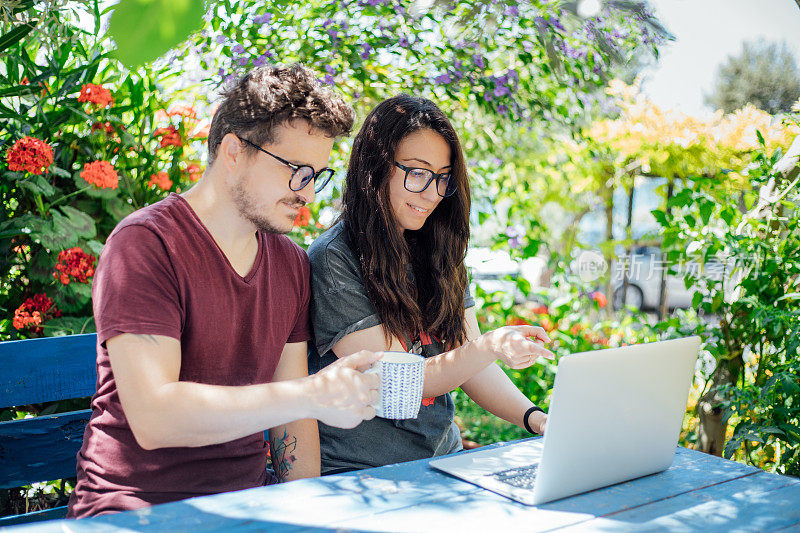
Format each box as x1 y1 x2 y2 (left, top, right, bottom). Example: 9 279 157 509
52 499 373 533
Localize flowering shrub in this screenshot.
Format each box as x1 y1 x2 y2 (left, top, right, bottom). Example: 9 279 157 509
148 171 173 190
53 247 97 285
6 137 54 175
12 294 61 334
80 161 119 190
78 83 114 108
0 3 202 339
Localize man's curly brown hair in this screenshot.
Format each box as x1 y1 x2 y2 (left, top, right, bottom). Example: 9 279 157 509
207 64 355 164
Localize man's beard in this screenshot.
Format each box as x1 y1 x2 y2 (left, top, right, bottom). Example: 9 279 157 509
231 179 304 235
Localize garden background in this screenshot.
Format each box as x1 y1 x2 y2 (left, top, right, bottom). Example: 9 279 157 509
1 0 798 515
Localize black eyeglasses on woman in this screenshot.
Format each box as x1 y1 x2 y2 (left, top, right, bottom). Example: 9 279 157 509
394 162 456 198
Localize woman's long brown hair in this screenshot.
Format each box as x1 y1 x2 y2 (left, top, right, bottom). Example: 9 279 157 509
340 94 471 350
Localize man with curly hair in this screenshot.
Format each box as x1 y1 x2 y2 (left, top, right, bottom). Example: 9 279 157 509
68 64 380 518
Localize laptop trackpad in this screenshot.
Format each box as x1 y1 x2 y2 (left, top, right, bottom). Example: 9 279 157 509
433 440 544 477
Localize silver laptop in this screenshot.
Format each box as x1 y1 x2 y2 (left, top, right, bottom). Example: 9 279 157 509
430 336 700 505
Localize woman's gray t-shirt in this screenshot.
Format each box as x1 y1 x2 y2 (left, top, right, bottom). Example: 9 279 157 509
307 221 475 473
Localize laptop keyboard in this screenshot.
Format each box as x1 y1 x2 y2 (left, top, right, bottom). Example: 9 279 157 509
491 464 539 489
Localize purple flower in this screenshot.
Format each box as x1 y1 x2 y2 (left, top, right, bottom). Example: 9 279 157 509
323 74 335 85
497 104 508 116
398 35 410 48
493 85 510 97
217 67 226 77
253 54 269 67
454 59 463 70
434 73 452 85
507 69 519 82
325 64 337 74
504 6 519 17
360 43 373 59
253 13 273 24
215 35 227 44
322 18 334 28
484 91 494 102
237 57 249 66
472 54 485 69
353 90 362 100
233 44 245 54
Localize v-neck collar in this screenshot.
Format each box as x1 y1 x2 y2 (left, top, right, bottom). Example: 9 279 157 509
172 193 264 284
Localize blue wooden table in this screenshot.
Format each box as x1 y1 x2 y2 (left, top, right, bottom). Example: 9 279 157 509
4 439 799 532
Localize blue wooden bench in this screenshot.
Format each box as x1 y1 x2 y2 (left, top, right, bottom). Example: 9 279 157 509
0 333 98 526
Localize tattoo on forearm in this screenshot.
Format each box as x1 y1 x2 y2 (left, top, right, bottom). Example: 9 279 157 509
270 428 297 481
132 334 159 345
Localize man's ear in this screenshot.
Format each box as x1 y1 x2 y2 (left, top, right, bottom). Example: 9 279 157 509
218 133 244 171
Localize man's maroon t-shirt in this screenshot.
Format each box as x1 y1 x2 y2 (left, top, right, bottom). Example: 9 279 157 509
67 193 311 518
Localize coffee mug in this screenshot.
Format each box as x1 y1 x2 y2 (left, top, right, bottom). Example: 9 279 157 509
366 351 425 419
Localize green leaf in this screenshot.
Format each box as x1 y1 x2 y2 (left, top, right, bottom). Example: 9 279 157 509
86 239 105 256
17 175 55 197
50 167 72 179
42 316 95 337
699 200 715 226
109 0 206 68
0 22 37 53
651 209 669 227
59 206 96 240
40 211 80 250
103 197 135 221
54 282 93 313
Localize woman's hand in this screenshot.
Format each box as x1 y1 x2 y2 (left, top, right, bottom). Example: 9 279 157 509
473 325 554 369
528 410 548 435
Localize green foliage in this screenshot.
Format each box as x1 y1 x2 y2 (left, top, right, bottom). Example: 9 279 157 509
651 116 800 474
705 39 800 115
109 0 206 67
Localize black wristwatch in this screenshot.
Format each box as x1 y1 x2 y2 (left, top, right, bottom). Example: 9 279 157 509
523 406 546 435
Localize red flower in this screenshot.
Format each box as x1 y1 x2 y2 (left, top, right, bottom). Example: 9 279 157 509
293 206 312 227
186 164 203 182
91 121 116 135
154 126 183 148
78 83 114 108
148 171 173 190
590 291 607 308
20 76 29 85
421 397 435 407
532 304 549 315
81 160 118 189
167 104 196 119
6 136 54 175
13 294 61 333
506 316 530 326
53 247 96 285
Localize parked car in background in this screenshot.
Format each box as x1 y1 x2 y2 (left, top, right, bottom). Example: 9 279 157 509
611 246 732 311
466 248 545 303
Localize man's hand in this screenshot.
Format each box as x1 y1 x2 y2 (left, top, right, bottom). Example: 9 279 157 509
307 350 382 428
474 325 554 369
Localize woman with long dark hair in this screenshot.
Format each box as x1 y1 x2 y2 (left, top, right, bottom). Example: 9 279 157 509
307 94 554 474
